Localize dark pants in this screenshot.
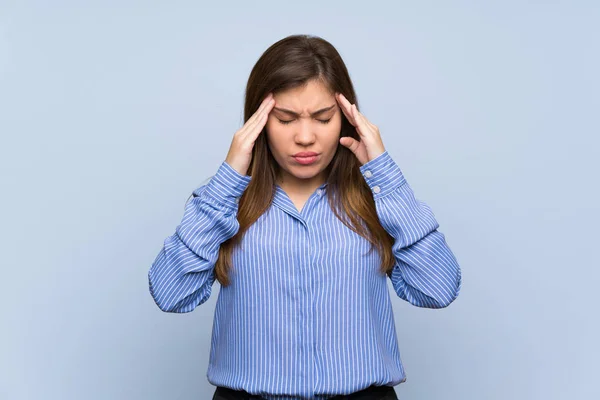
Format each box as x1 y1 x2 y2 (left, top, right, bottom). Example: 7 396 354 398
212 384 398 400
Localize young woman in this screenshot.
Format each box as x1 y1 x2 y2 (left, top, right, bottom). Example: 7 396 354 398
148 34 462 400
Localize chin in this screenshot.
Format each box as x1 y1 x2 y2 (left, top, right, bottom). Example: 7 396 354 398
291 167 323 179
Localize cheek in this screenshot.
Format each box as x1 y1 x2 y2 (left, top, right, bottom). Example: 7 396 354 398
325 119 343 143
264 117 272 135
264 121 285 150
266 116 281 135
265 118 278 138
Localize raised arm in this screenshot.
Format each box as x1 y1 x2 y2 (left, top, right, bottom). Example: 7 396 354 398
148 161 251 313
359 151 462 309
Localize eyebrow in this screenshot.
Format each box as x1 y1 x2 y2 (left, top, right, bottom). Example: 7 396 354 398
272 104 336 117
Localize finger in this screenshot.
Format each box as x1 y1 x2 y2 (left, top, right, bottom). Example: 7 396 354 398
353 105 377 132
252 93 274 121
244 98 275 140
339 136 362 154
240 96 274 137
241 94 273 133
352 104 370 138
338 93 357 126
336 93 357 127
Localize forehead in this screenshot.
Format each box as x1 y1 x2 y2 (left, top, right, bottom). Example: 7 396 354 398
274 80 334 110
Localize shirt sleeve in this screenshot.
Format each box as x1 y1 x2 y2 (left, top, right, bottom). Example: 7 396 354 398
359 150 462 309
148 160 251 313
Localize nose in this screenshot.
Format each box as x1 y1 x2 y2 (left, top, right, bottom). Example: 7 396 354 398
294 119 316 145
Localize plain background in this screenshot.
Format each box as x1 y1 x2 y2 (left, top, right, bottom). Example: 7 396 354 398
1 1 598 399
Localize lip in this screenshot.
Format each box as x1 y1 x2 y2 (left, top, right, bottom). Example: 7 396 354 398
292 153 320 165
293 151 320 157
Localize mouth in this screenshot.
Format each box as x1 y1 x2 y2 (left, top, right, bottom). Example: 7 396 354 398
292 153 320 165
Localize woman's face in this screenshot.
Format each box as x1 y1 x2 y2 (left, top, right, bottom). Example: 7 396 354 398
265 79 342 191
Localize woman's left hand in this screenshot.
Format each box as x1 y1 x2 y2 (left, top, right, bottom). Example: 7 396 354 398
335 92 386 165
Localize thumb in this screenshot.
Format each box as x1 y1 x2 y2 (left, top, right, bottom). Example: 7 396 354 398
340 136 359 153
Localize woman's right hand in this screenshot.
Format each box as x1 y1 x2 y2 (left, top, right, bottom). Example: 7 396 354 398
225 92 275 176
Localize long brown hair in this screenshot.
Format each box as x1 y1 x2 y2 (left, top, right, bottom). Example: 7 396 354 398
214 34 395 287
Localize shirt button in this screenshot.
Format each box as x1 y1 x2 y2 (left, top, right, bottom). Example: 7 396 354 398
317 189 323 195
364 170 373 178
235 197 240 203
373 186 381 193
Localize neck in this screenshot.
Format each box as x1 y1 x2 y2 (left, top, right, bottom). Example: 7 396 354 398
276 171 327 195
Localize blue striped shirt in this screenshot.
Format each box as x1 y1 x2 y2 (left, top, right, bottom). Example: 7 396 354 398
148 150 462 399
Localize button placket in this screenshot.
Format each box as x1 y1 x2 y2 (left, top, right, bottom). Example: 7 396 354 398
306 223 318 396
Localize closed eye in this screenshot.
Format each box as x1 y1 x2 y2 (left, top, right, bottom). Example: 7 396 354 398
278 118 332 125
